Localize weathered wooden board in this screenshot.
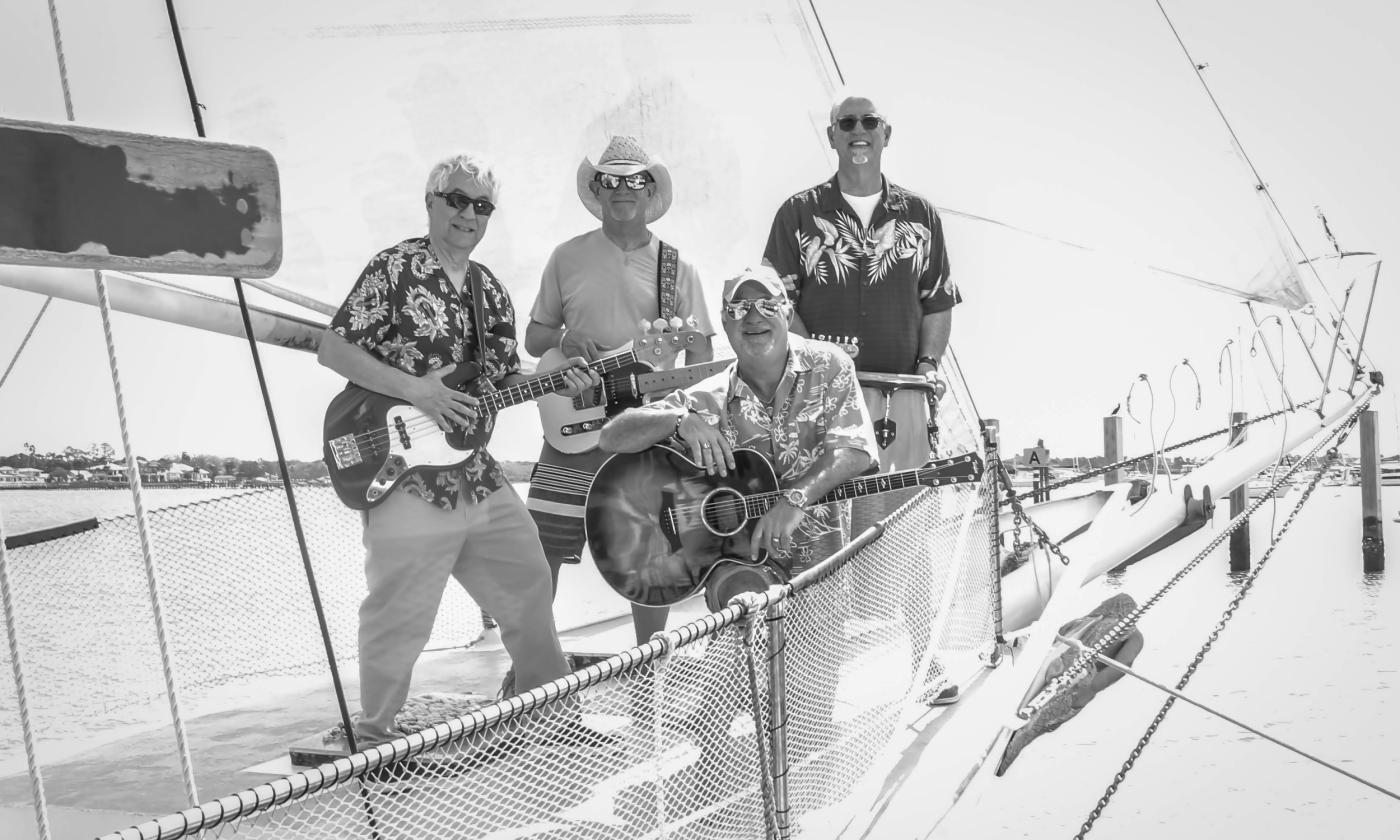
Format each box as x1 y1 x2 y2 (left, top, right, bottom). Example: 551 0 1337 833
0 117 282 277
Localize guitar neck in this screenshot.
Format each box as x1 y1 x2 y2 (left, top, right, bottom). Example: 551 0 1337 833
481 351 639 412
743 456 979 517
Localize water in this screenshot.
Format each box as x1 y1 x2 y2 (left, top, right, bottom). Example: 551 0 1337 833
966 486 1400 837
0 486 256 535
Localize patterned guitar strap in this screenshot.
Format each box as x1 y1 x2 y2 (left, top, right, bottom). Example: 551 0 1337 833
656 240 679 322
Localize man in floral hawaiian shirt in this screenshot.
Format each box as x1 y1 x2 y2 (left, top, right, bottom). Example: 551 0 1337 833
598 266 877 581
319 151 595 747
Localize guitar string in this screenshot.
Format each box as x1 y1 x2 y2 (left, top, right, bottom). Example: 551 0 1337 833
663 467 967 523
337 345 684 452
338 363 619 451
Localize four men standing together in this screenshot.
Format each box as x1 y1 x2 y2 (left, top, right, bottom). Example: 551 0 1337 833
320 90 959 746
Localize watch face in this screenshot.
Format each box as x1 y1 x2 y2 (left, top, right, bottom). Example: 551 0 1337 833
785 488 807 508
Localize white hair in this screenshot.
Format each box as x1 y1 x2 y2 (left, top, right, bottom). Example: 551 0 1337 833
827 86 886 124
424 152 501 204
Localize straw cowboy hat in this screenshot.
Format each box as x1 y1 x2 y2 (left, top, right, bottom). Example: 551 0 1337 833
576 135 673 223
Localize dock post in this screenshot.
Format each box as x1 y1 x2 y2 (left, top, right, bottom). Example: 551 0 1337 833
1360 409 1385 571
1103 415 1123 486
1229 412 1250 571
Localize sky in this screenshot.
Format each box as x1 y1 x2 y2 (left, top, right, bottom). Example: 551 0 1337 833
0 0 1396 467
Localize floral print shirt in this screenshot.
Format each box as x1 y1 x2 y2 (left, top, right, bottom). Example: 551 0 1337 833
763 175 959 374
329 236 517 509
642 335 878 570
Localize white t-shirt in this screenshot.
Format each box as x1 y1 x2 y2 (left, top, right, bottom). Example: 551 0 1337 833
841 191 881 228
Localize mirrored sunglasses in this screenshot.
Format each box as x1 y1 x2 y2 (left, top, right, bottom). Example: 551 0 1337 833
833 115 884 132
594 172 654 191
722 298 787 320
434 191 496 216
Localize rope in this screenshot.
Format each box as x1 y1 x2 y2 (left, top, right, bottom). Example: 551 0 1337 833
158 0 363 765
0 298 52 393
1063 637 1400 803
1073 420 1368 836
93 270 200 806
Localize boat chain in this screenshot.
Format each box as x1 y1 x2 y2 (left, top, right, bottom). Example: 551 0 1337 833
1073 400 1366 837
1024 394 1369 723
1003 398 1320 505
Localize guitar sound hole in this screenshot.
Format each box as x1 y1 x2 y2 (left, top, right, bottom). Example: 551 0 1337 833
701 487 746 537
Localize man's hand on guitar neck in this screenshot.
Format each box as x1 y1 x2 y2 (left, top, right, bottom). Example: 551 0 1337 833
538 357 601 399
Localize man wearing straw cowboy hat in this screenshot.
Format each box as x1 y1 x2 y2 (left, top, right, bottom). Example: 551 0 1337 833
524 134 715 647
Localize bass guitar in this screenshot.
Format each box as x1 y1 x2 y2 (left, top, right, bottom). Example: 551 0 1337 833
323 330 699 510
585 445 983 607
536 350 732 453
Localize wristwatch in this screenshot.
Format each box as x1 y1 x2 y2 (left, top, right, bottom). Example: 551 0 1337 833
915 355 940 370
780 487 810 509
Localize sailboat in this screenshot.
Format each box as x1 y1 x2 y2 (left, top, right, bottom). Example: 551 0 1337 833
0 2 1390 839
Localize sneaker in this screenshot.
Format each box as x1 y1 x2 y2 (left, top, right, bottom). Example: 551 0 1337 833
926 684 960 706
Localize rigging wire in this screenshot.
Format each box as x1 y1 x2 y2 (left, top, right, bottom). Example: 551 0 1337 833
158 0 364 771
1151 0 1373 372
803 0 845 85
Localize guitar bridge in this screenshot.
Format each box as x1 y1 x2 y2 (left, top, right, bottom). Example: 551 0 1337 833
329 434 363 469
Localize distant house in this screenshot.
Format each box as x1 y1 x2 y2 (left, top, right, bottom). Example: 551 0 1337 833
0 466 22 485
93 463 128 483
213 475 238 486
165 463 195 482
14 467 46 485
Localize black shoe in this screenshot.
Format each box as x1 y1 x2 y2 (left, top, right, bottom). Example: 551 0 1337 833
926 684 960 706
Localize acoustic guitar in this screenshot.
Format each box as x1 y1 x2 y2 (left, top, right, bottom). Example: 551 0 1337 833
585 445 983 606
323 331 699 510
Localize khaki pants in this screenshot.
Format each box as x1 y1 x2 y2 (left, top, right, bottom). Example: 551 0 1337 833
356 483 568 744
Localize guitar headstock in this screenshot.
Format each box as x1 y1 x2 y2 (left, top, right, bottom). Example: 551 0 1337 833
633 317 703 364
815 334 861 359
919 452 985 486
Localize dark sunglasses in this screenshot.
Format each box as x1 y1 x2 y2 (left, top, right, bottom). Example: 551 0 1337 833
722 298 787 320
434 191 496 216
833 115 885 132
594 172 653 191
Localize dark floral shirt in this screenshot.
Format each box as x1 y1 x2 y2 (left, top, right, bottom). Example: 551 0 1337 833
763 175 959 374
329 236 517 509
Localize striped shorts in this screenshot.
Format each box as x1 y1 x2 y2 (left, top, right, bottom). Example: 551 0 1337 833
525 443 610 564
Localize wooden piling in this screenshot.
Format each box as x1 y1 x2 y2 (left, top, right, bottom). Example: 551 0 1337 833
1360 409 1385 572
1103 416 1123 486
1229 411 1250 571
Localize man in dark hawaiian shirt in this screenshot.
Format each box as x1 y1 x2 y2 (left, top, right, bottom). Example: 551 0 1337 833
763 90 960 479
318 152 596 747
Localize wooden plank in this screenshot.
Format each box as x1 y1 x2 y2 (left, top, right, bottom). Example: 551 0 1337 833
0 117 281 278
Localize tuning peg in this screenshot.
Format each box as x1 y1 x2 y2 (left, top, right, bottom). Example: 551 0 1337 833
669 316 684 330
652 318 669 333
638 319 652 333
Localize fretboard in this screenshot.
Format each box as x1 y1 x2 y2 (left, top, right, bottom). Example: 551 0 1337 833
739 464 962 519
481 350 638 413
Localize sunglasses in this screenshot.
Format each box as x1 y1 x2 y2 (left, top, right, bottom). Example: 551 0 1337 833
833 115 885 132
722 298 788 320
434 191 496 216
594 172 654 191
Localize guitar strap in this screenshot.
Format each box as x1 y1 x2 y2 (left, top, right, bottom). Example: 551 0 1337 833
656 241 679 322
468 261 489 365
